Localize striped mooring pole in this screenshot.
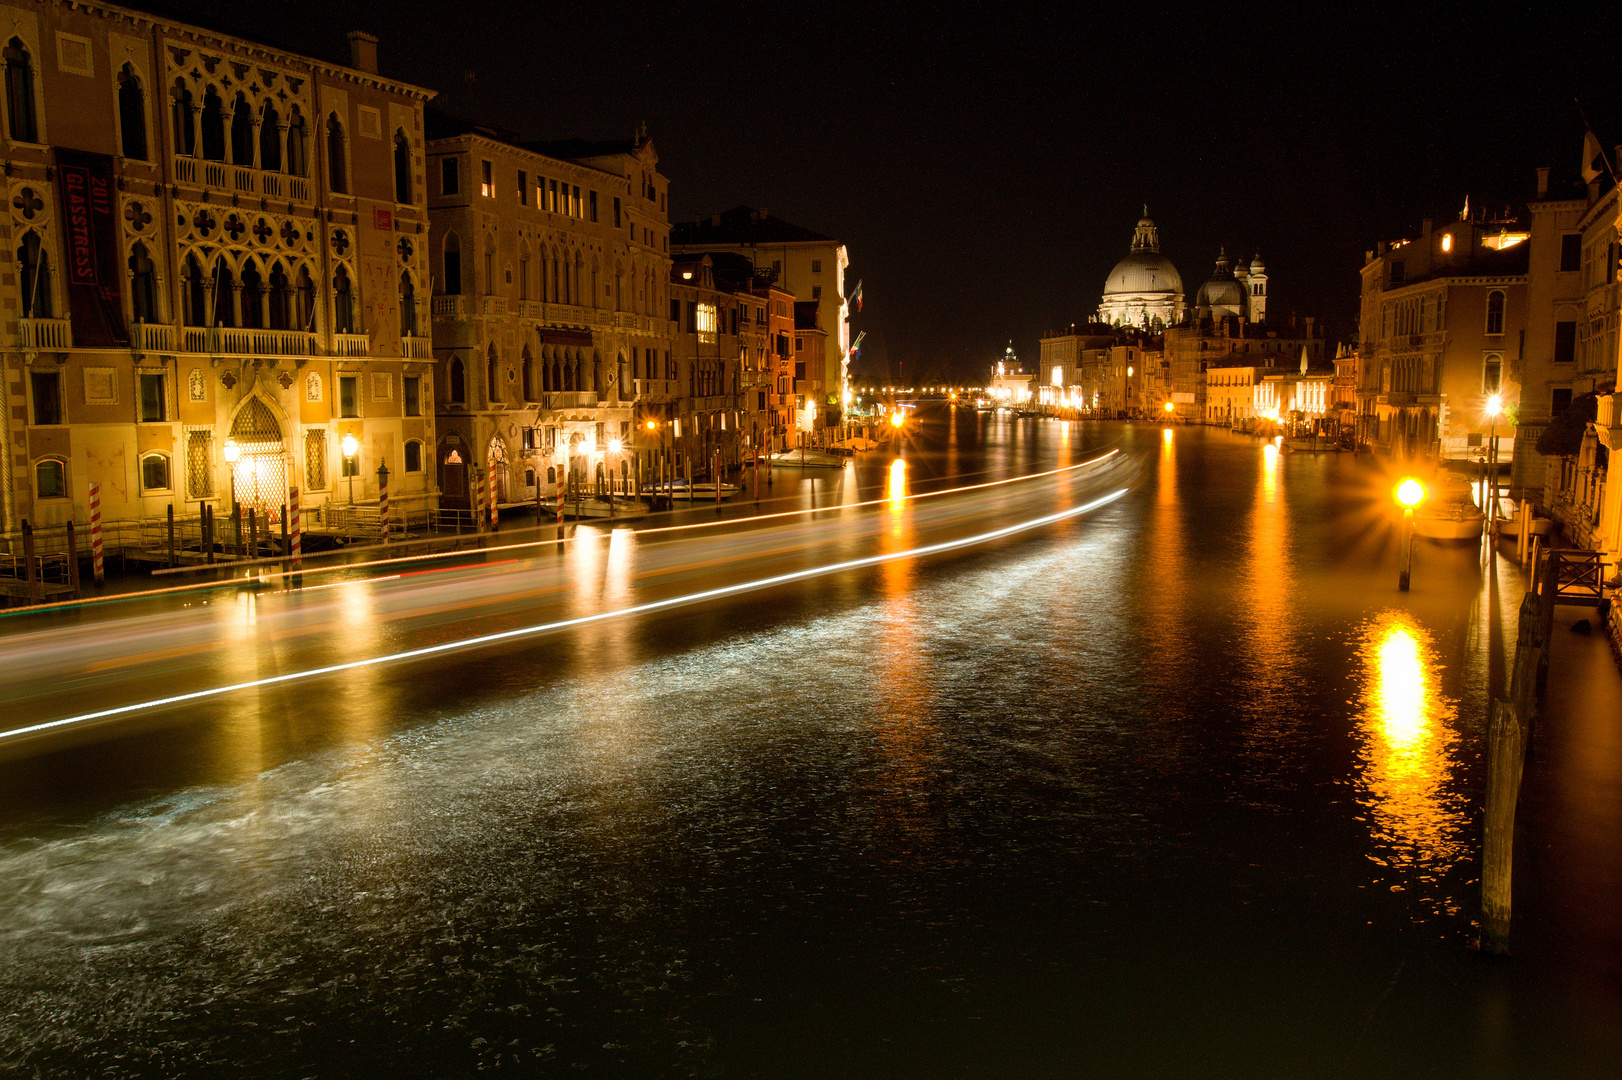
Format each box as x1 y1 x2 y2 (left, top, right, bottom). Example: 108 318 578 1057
488 459 498 530
89 481 105 585
289 486 302 566
378 466 390 544
555 458 566 538
475 461 486 533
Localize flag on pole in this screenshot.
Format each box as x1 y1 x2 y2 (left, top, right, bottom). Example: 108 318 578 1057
1582 129 1609 184
851 280 863 312
849 331 865 363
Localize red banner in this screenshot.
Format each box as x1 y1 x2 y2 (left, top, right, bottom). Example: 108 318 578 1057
54 149 126 347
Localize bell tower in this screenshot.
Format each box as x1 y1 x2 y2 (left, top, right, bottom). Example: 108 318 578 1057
1245 253 1268 324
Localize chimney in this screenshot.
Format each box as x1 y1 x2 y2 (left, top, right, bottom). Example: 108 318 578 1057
1421 217 1432 236
1305 316 1316 340
347 31 378 74
709 213 721 227
1536 167 1550 199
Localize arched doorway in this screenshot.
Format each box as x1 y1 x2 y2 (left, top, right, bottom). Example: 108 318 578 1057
440 435 469 508
227 396 287 520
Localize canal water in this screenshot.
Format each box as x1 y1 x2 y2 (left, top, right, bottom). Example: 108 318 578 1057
0 409 1615 1077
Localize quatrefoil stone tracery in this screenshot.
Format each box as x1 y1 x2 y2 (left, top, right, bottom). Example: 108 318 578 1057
124 201 152 231
13 188 43 220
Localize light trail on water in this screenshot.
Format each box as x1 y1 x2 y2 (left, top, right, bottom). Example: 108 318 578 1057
0 489 1128 744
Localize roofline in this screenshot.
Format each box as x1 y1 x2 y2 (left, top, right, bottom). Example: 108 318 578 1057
425 132 622 180
80 0 437 100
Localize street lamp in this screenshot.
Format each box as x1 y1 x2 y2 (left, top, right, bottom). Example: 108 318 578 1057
1395 478 1426 591
1485 393 1503 527
222 437 240 508
341 432 359 505
606 436 622 515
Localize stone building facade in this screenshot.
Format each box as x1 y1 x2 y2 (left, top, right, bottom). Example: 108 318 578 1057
424 114 672 508
0 2 436 535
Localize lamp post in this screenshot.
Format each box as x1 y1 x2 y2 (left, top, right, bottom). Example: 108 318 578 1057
1164 399 1175 424
606 436 622 518
341 432 358 505
222 437 240 507
1396 477 1426 591
1485 393 1503 530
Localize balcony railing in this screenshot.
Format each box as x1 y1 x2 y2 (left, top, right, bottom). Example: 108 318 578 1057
402 336 432 359
130 322 175 353
632 378 679 400
173 156 313 202
432 294 468 318
17 317 71 350
180 325 319 357
481 295 508 317
546 391 600 410
333 333 370 358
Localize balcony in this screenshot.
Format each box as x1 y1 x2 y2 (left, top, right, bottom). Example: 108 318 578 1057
180 325 320 357
432 295 471 319
174 156 313 202
17 317 71 350
130 322 175 353
402 335 433 359
632 378 679 400
333 333 370 358
481 295 508 317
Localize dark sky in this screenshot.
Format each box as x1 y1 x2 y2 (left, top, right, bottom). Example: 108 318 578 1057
157 1 1616 382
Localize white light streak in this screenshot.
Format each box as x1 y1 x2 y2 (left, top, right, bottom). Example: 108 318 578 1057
2 490 1128 744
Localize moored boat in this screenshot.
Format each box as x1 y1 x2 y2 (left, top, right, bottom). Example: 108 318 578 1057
1414 475 1483 541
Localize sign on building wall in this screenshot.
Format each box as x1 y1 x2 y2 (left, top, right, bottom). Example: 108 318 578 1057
54 149 126 347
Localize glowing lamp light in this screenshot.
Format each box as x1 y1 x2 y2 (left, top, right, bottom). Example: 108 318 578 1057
1441 234 1453 253
607 437 623 454
645 419 657 431
1164 401 1174 413
1486 393 1503 418
341 433 359 459
1395 478 1426 509
222 438 240 465
890 411 905 428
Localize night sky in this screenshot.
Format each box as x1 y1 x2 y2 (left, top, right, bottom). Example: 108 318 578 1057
152 2 1616 382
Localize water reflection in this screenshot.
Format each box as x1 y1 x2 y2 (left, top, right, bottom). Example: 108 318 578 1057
1353 610 1468 904
1240 442 1297 699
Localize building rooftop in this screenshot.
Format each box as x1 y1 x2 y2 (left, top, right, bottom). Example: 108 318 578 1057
673 207 836 246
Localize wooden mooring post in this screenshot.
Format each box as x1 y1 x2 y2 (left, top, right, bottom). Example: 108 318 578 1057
65 521 80 599
21 520 38 604
167 504 177 568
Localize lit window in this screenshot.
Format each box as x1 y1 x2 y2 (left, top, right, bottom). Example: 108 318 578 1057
1440 234 1452 253
140 452 170 491
696 302 716 344
480 160 492 198
35 457 65 498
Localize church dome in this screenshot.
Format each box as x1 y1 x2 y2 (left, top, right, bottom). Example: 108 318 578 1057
1196 249 1244 314
1105 251 1184 297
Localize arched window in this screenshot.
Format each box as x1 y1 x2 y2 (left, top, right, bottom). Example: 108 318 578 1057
517 245 529 301
239 261 264 328
443 231 461 295
551 252 561 303
449 356 466 403
400 272 416 337
332 265 354 333
4 38 37 143
200 87 225 161
285 108 307 177
170 79 194 156
140 452 171 492
1485 290 1505 335
1482 353 1503 395
118 65 146 160
18 231 49 318
129 243 157 324
34 457 65 499
487 346 501 402
182 253 207 326
326 113 346 193
521 345 534 400
230 92 254 166
212 258 235 327
259 102 281 173
592 355 603 395
393 130 412 204
294 266 315 330
404 440 423 473
547 465 556 485
267 263 290 330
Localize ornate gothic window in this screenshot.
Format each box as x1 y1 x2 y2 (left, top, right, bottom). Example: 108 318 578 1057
128 243 157 324
17 231 49 318
212 258 235 327
326 113 347 193
200 87 225 161
239 261 264 329
286 108 307 177
399 271 416 337
183 254 207 326
4 38 36 143
171 79 194 156
268 263 290 330
393 130 412 204
118 65 146 160
449 357 465 403
294 266 315 330
259 102 281 173
332 265 354 333
230 92 254 166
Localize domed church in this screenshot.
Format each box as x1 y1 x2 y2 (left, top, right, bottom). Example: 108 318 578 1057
1193 248 1268 323
1098 208 1186 331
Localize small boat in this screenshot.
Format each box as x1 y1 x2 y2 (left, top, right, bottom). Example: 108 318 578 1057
769 449 846 468
1497 515 1552 539
1284 435 1337 452
654 479 741 499
1414 476 1484 541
